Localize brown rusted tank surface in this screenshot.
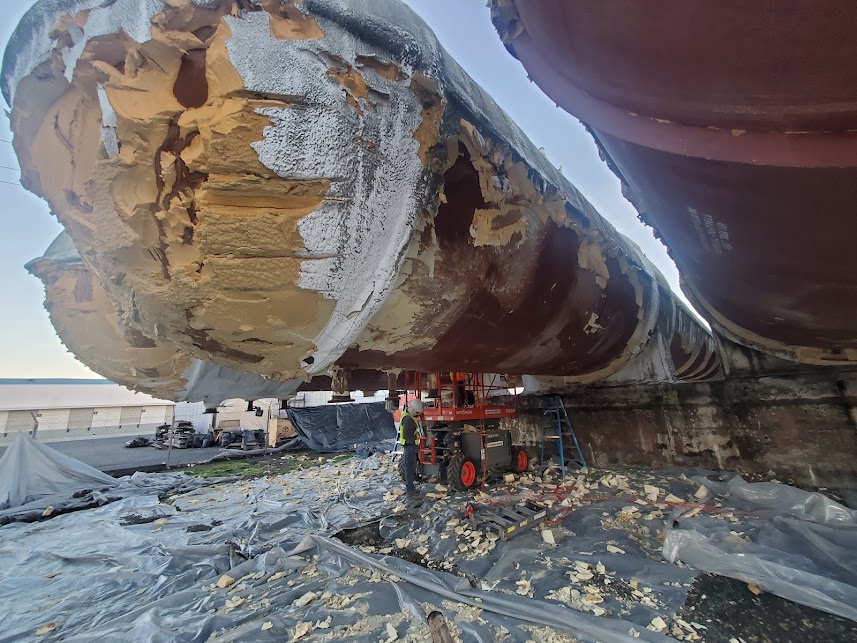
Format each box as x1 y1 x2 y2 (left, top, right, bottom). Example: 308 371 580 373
6 0 718 404
490 0 857 366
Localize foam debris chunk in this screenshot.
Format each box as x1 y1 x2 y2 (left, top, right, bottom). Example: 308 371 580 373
293 622 312 641
35 623 60 636
216 575 236 589
293 591 317 608
648 617 667 632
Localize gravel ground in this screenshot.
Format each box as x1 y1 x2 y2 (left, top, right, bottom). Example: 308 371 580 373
679 573 857 642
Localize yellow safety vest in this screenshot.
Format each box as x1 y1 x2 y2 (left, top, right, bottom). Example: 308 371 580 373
398 410 415 445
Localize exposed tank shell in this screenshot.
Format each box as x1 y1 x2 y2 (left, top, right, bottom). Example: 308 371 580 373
490 0 857 366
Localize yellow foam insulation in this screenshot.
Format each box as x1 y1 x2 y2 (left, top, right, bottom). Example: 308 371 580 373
469 208 527 248
11 2 341 384
28 255 190 400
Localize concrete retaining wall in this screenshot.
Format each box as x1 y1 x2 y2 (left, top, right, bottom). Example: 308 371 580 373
503 372 857 488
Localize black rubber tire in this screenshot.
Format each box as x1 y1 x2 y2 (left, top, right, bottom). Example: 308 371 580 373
397 453 406 481
447 453 479 491
512 446 530 473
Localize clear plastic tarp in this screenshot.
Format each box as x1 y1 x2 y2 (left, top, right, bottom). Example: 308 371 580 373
0 434 117 510
2 446 856 641
664 473 857 622
0 435 213 525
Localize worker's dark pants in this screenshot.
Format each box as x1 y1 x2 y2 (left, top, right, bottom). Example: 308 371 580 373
403 444 418 493
454 385 465 407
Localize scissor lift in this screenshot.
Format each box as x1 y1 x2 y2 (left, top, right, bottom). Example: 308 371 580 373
397 371 529 491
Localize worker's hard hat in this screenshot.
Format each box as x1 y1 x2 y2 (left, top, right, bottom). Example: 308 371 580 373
407 399 424 415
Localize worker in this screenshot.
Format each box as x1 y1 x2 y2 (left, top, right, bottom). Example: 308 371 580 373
399 398 424 496
451 371 467 408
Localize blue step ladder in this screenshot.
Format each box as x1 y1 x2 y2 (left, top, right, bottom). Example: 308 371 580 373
540 395 587 478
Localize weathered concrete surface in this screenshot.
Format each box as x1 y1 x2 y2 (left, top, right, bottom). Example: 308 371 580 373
490 1 857 367
504 372 857 488
6 0 718 403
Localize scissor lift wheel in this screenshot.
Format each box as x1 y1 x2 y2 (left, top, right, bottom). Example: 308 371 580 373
447 453 479 491
512 446 529 473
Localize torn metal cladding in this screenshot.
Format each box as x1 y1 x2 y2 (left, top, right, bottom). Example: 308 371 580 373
8 0 716 405
490 0 857 367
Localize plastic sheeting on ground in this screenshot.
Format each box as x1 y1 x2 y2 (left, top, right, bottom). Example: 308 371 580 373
204 438 306 464
3 453 855 641
664 473 857 622
0 434 116 510
0 435 217 525
291 535 673 643
286 401 395 452
0 454 709 642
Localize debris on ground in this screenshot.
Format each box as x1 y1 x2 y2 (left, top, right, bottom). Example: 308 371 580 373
1 448 856 642
216 574 236 589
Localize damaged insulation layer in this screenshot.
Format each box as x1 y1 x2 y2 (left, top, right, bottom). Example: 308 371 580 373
6 0 718 404
27 232 315 406
25 232 191 401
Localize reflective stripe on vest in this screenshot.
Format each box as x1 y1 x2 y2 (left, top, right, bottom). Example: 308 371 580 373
398 410 411 445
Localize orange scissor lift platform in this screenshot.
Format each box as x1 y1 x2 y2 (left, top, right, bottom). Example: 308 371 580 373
399 372 527 490
405 371 518 424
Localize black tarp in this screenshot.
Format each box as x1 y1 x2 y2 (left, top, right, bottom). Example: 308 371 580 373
286 401 396 452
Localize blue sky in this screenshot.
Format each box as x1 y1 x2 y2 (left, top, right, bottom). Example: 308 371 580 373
0 0 688 379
